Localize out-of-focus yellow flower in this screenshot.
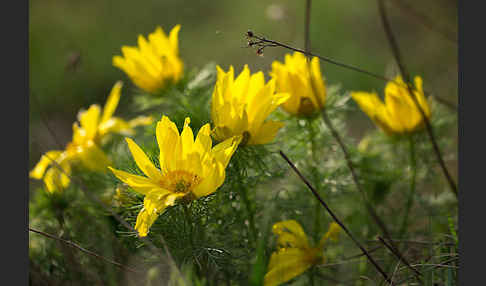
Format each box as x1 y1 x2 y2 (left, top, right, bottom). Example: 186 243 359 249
68 81 152 153
109 116 241 237
351 76 431 135
270 52 326 116
30 81 153 193
29 151 72 194
113 25 184 93
211 65 289 146
264 220 341 286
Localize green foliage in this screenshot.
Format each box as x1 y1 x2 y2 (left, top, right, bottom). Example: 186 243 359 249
29 24 458 286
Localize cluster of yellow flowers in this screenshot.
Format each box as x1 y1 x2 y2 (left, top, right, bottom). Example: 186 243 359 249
30 25 432 286
30 81 152 193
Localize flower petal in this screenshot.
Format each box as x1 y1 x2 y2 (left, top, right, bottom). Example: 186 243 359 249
128 115 154 128
413 76 431 119
211 135 242 168
309 57 326 108
78 105 101 140
43 163 71 194
125 138 162 181
29 151 63 179
180 117 194 159
100 81 123 124
318 222 341 248
169 24 181 56
249 120 284 145
98 118 132 138
194 123 212 157
156 116 181 172
192 161 224 198
134 207 161 237
351 91 398 132
109 167 164 195
272 220 310 249
76 141 112 172
264 248 313 286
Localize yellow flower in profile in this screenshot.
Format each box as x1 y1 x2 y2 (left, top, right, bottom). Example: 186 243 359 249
264 220 341 286
113 25 184 93
351 76 431 135
211 65 289 146
29 151 72 194
29 81 153 193
270 52 327 116
109 116 241 237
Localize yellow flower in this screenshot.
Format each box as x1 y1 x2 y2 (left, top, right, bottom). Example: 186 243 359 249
351 76 431 135
113 25 184 93
109 116 241 237
29 151 72 194
30 81 153 193
270 52 326 116
264 220 341 286
211 65 289 146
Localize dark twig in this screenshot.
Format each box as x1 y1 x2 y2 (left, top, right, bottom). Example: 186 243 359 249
388 0 457 44
301 22 404 266
29 227 140 274
377 0 458 197
304 0 312 55
30 93 183 278
30 92 65 150
343 245 384 260
32 146 185 282
247 31 390 82
245 31 457 111
279 150 394 285
367 239 456 247
433 95 457 112
315 272 356 286
396 257 459 285
378 236 422 279
320 109 402 257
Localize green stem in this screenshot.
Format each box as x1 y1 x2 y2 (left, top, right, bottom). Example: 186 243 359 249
306 118 321 242
240 184 257 245
306 119 321 286
308 267 315 286
183 203 195 251
399 135 417 238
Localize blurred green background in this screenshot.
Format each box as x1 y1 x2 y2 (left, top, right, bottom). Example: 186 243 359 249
29 0 457 170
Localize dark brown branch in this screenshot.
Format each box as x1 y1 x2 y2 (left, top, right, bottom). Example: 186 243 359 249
304 0 312 55
343 245 384 260
367 239 456 247
320 109 403 259
396 257 459 284
245 31 457 111
32 147 185 282
30 92 65 150
433 94 458 112
378 236 422 279
247 31 391 82
315 272 356 286
30 98 181 274
29 227 140 274
279 150 394 285
388 0 457 44
376 0 458 197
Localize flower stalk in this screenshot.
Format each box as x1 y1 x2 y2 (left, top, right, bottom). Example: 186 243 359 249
399 135 417 238
376 0 457 197
278 150 394 285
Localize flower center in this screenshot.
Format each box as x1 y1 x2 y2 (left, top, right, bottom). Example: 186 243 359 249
161 170 202 194
240 131 251 146
298 97 317 116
